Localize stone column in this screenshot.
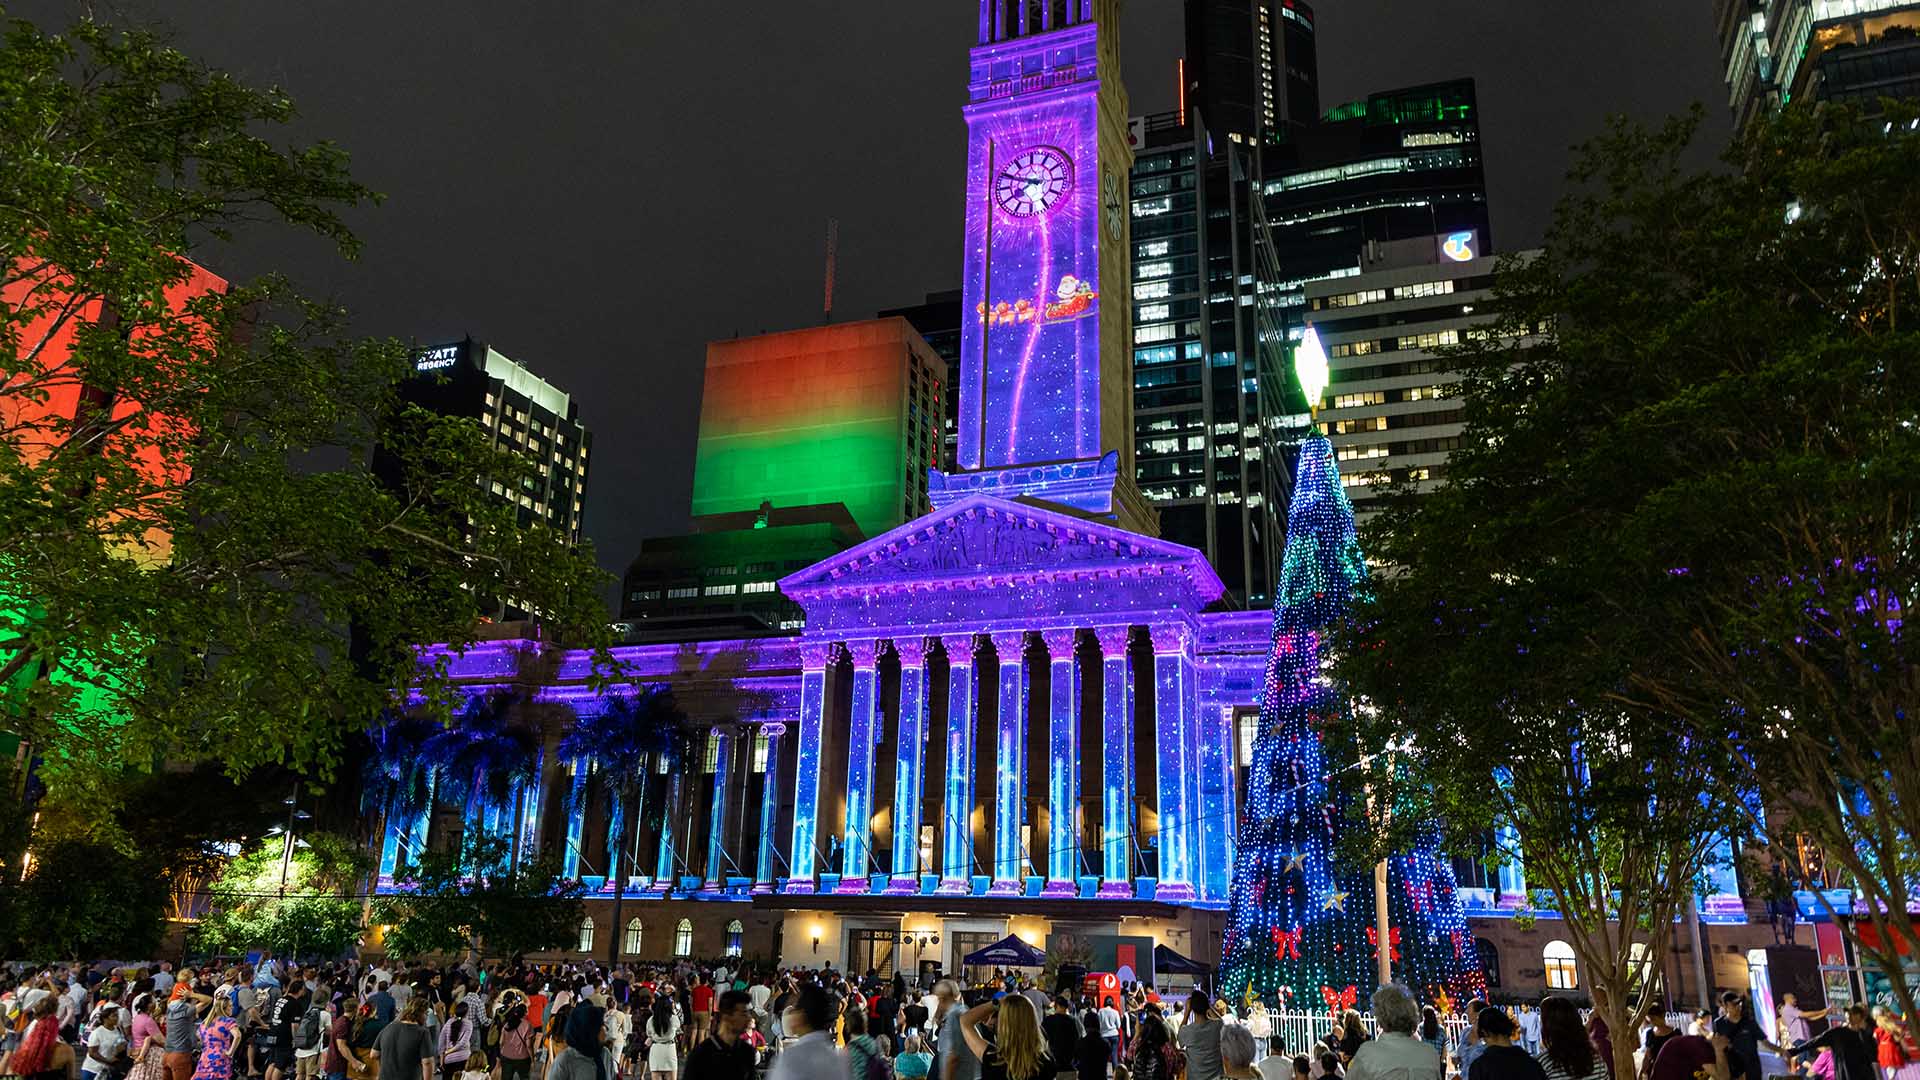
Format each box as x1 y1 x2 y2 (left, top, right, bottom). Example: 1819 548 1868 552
937 634 979 894
1149 624 1196 903
1041 628 1082 897
1197 703 1235 903
561 762 587 881
889 638 929 891
753 722 787 891
703 726 733 888
1094 626 1135 897
653 767 683 888
839 639 881 892
511 744 545 871
784 641 836 894
989 631 1029 894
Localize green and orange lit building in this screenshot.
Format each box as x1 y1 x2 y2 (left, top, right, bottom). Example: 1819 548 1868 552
620 318 948 641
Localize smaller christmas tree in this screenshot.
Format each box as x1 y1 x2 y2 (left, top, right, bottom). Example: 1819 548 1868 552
1218 328 1484 1013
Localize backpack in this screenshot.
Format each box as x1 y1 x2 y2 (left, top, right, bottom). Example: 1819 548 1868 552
295 1008 323 1051
852 1036 893 1080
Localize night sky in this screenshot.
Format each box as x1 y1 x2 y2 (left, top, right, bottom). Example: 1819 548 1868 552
21 1 1728 586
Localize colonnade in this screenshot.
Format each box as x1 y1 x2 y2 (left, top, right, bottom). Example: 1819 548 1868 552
772 624 1202 902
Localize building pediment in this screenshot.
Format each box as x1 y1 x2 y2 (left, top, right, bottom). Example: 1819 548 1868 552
778 495 1223 619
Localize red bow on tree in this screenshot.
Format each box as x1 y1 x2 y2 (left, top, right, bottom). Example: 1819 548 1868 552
1272 926 1302 960
1321 985 1357 1016
1366 926 1402 963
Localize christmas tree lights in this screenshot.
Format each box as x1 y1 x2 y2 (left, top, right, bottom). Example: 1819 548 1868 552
1218 431 1485 1012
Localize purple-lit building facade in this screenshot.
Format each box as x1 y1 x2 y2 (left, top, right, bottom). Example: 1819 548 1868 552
373 0 1778 992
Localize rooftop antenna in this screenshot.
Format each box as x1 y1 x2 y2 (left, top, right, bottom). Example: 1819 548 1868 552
822 217 839 325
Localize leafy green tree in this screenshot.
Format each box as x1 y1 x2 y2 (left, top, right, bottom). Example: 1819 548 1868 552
1325 104 1897 1066
371 832 583 963
0 16 615 821
193 831 371 959
0 836 168 960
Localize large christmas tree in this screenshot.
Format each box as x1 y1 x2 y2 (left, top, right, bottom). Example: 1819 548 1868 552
1218 386 1484 1014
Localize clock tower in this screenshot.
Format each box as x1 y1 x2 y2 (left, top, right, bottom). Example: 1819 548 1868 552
933 0 1157 536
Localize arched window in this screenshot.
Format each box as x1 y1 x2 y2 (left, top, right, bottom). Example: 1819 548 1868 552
1544 939 1578 989
674 917 693 957
624 917 643 956
577 916 595 954
1476 938 1502 989
724 920 744 958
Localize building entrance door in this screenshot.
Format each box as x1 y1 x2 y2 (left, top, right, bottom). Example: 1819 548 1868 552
848 928 897 978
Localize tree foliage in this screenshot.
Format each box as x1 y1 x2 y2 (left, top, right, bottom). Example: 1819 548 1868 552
0 835 168 960
371 832 583 963
0 15 616 820
1324 104 1901 1069
192 831 371 959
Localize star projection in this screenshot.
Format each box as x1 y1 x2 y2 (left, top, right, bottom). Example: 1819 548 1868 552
1218 432 1484 1010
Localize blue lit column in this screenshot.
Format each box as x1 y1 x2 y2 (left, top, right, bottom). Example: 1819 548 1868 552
703 726 733 889
654 767 683 888
990 631 1029 894
1197 703 1235 903
753 721 787 892
1094 626 1135 897
511 745 545 871
889 638 929 892
937 634 979 894
1149 624 1196 903
839 639 881 892
1495 822 1527 907
562 762 587 880
1041 628 1082 896
784 641 836 894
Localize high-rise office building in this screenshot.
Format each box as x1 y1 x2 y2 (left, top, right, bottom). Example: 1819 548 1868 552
621 317 947 641
691 318 947 540
1303 232 1533 519
1125 73 1490 606
401 337 592 543
1714 0 1920 126
1184 0 1319 142
877 291 963 472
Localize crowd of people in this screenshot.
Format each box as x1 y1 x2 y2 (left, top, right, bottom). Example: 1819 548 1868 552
0 957 1911 1080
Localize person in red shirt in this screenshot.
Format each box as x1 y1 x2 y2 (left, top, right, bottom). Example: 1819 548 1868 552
690 976 715 1046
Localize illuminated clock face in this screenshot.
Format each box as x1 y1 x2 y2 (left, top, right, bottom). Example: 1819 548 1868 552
1102 167 1123 241
994 146 1074 217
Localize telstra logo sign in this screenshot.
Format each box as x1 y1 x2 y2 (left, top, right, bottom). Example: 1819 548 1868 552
1441 231 1477 262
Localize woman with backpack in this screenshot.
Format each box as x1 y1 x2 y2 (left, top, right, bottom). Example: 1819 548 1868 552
438 1002 472 1080
493 1002 534 1080
844 1009 890 1080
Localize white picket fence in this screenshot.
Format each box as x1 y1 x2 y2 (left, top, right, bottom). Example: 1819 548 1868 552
1262 1009 1698 1060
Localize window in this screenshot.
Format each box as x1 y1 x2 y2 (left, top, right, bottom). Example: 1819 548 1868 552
703 735 720 773
725 920 744 958
1334 416 1387 434
667 587 698 599
1544 940 1578 989
1405 385 1450 401
1333 391 1386 409
752 730 771 773
1135 324 1176 344
1396 329 1460 351
624 917 642 956
674 918 693 957
1134 280 1171 300
1477 938 1502 988
1322 288 1387 309
1137 303 1171 322
742 580 776 594
578 916 596 954
1395 279 1456 299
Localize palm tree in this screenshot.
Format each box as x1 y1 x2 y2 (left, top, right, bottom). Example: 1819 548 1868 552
557 684 690 965
423 691 542 826
361 712 439 849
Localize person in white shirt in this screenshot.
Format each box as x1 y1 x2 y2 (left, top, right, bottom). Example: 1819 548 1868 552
1099 1002 1124 1060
